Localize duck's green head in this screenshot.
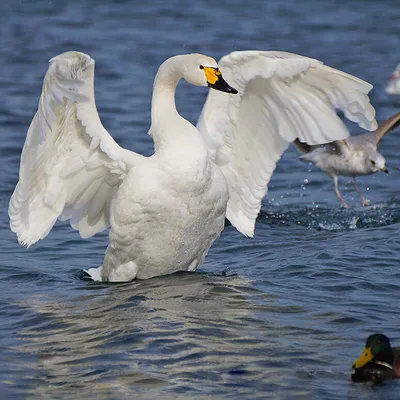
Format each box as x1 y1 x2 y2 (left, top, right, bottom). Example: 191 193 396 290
353 334 393 369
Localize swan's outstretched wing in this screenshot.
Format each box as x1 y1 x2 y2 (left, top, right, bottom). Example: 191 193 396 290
197 50 377 237
9 51 142 247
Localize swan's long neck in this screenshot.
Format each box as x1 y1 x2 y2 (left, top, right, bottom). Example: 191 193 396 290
150 55 195 150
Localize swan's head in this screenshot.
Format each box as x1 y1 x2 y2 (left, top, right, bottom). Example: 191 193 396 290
182 54 238 94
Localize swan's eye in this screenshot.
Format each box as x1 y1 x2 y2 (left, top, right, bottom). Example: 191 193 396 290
199 65 204 70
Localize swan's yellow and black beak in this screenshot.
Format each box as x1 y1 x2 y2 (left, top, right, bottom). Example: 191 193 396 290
352 346 374 369
202 66 238 94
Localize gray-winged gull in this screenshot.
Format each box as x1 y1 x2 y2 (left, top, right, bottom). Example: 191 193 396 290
294 112 400 208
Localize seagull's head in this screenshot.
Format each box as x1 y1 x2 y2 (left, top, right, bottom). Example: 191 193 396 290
182 54 238 94
366 151 388 174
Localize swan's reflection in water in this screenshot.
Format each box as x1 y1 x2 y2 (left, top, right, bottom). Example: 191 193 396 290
12 272 307 399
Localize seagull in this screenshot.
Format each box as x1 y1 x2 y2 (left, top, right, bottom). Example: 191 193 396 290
294 111 400 208
386 64 400 95
9 50 377 282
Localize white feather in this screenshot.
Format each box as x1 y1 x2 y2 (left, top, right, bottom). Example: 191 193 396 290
9 51 141 247
197 50 377 237
385 64 400 95
9 50 378 282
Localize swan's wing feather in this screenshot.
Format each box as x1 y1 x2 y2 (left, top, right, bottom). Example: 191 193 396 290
9 51 141 247
197 50 377 236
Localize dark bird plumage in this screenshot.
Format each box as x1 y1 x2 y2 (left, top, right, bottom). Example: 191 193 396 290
352 334 400 383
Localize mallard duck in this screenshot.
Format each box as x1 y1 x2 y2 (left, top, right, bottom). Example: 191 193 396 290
352 334 400 382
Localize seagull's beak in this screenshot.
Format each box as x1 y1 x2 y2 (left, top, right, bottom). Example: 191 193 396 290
203 67 238 94
381 167 389 174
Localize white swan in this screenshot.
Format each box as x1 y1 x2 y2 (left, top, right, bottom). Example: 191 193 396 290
9 51 377 282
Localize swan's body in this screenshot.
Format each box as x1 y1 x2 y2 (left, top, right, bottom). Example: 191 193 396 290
386 64 400 95
294 112 400 208
102 140 229 281
9 51 377 282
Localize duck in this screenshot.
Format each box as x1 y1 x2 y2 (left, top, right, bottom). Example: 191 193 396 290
352 333 400 382
9 50 377 282
386 64 400 95
294 111 400 208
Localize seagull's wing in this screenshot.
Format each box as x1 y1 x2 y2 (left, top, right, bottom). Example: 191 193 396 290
374 111 400 143
294 138 345 156
293 138 314 154
9 51 143 247
197 50 377 236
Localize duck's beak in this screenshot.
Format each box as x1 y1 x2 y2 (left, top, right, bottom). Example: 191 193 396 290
203 67 238 94
353 346 374 369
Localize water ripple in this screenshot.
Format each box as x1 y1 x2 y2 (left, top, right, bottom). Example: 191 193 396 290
260 199 400 231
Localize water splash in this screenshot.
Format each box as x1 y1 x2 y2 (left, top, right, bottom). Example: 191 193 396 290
259 199 400 231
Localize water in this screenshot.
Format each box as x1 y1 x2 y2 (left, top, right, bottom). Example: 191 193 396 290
1 0 400 399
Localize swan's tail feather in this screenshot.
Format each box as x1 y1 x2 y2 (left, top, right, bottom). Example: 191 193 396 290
84 266 103 281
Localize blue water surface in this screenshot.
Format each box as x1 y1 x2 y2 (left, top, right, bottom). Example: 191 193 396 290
1 1 400 399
